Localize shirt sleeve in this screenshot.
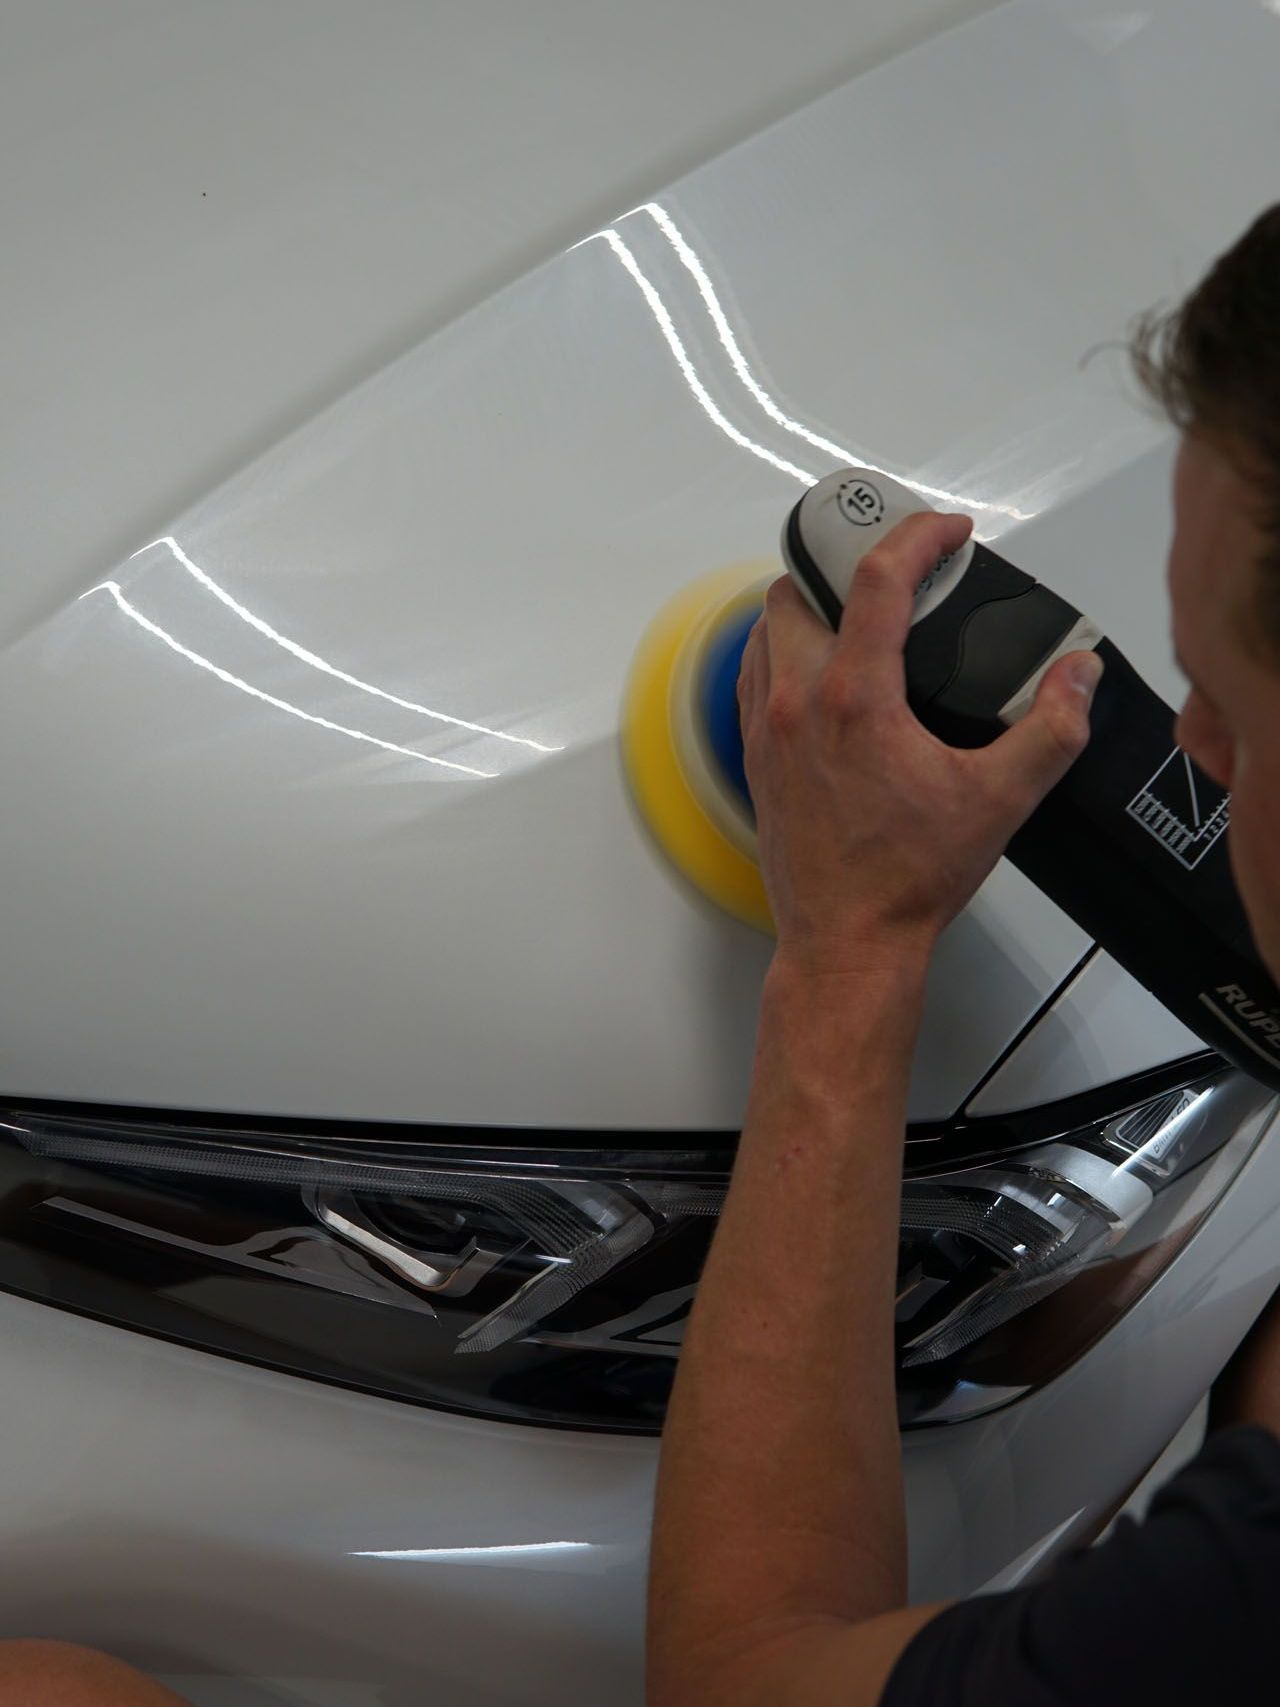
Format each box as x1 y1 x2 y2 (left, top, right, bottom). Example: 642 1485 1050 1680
878 1424 1280 1707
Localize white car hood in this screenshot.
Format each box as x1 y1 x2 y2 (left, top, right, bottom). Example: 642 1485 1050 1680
3 0 1278 1128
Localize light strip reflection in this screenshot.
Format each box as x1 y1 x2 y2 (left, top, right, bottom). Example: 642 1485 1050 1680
351 1541 594 1561
643 202 856 468
598 230 816 486
132 536 559 754
1117 1087 1215 1176
643 202 1030 522
81 582 495 778
580 208 1030 524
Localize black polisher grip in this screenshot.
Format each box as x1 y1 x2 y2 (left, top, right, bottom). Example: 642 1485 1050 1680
904 543 1280 1089
904 542 1040 710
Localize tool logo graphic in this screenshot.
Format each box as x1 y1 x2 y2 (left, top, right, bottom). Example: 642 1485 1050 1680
1199 983 1280 1067
836 476 885 527
1126 748 1229 869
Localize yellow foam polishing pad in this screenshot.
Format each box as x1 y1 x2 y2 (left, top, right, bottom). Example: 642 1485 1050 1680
621 563 774 933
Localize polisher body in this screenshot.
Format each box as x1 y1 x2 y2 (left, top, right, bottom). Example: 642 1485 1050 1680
783 468 1280 1093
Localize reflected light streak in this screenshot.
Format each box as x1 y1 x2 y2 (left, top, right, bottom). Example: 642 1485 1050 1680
641 202 1030 524
643 203 854 468
598 230 816 487
1118 1087 1215 1177
131 537 559 754
351 1541 594 1561
80 583 495 778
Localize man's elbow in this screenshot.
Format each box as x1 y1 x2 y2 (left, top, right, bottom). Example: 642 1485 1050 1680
646 1618 834 1707
646 1606 937 1707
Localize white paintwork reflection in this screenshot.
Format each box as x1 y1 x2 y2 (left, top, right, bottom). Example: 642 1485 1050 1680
584 196 1032 519
974 1508 1087 1594
81 582 497 778
595 226 817 485
350 1541 627 1571
352 1542 590 1559
633 202 1031 523
636 203 838 476
133 536 560 756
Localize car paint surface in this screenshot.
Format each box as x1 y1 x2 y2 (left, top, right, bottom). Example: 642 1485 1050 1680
6 0 1276 1130
3 1 1280 1702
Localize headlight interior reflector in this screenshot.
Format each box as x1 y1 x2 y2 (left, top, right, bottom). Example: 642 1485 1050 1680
0 1063 1271 1431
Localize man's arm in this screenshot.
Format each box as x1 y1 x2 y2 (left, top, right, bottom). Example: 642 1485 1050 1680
1210 1285 1280 1434
648 947 943 1707
0 1641 192 1705
646 513 1103 1707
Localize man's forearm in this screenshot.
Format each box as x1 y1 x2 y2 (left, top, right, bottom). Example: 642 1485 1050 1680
1210 1285 1280 1435
648 943 932 1703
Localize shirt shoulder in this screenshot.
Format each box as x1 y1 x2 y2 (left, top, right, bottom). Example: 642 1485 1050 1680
879 1425 1280 1707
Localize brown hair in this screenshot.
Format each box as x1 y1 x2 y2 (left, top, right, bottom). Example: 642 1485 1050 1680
1130 205 1280 652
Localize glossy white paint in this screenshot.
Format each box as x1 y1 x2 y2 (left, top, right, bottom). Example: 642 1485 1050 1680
1 0 1003 633
0 1089 1272 1705
9 1 1280 1128
968 949 1206 1116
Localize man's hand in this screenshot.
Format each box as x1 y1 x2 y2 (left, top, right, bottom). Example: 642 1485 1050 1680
738 510 1104 971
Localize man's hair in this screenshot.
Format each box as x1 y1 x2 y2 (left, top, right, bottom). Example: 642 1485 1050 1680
1130 204 1280 652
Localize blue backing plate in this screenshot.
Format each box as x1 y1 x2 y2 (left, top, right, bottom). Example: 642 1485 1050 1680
697 605 760 814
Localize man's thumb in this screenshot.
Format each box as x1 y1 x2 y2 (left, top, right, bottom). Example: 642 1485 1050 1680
991 650 1104 806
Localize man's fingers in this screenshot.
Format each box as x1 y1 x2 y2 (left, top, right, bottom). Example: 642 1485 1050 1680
981 650 1104 812
746 513 972 724
736 609 770 721
760 574 831 669
739 576 831 715
836 510 974 694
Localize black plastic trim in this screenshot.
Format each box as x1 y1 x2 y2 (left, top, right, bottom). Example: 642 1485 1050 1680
782 500 843 629
906 1050 1226 1175
0 1050 1227 1174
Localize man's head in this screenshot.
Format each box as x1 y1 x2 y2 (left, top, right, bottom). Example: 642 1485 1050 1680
1132 207 1280 977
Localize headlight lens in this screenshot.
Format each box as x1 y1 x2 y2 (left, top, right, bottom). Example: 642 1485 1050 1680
0 1062 1271 1432
895 1070 1273 1422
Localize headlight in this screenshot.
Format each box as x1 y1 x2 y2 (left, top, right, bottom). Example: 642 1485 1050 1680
0 1060 1271 1432
895 1066 1274 1423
